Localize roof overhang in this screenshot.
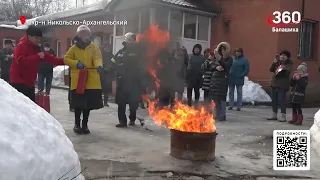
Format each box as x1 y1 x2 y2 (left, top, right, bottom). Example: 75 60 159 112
105 0 220 17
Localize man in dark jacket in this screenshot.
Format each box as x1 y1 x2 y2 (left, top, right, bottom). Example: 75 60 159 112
210 42 233 121
111 32 145 128
0 40 14 83
186 44 206 107
267 50 293 122
10 25 64 102
38 42 56 95
228 48 250 111
100 42 114 107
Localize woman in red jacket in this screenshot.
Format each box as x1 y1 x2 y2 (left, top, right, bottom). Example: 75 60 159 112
10 25 64 102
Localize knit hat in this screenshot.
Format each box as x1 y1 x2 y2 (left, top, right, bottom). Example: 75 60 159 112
297 62 307 73
279 50 291 58
26 25 42 37
76 25 91 35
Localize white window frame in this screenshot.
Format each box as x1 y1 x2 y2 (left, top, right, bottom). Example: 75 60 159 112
56 40 61 57
181 13 211 42
2 39 16 48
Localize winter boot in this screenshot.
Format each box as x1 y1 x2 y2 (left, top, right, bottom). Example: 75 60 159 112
267 112 277 120
278 113 286 122
288 113 297 124
82 119 90 134
236 107 241 111
294 114 303 125
228 107 233 110
73 119 82 134
128 121 135 126
115 123 127 128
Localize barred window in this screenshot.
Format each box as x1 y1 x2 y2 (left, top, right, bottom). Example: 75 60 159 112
298 21 316 59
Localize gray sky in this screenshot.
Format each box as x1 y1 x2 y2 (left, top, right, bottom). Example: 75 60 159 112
70 0 101 7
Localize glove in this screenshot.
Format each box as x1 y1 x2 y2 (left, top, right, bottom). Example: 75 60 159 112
77 61 84 69
97 66 104 73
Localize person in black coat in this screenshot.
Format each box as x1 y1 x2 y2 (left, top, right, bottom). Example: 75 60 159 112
186 44 206 107
209 42 233 121
0 40 14 83
111 32 145 128
38 42 56 95
288 62 308 125
100 42 114 107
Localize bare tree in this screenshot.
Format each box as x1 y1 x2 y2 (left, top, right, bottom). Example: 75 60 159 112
0 0 71 21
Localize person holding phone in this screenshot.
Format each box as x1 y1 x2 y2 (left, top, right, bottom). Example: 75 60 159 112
267 50 293 122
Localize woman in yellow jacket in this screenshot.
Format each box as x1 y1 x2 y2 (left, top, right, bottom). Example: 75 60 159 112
64 25 104 134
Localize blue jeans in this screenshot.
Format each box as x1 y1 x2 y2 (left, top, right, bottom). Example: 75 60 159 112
229 84 243 108
271 87 287 114
38 73 53 93
214 100 226 118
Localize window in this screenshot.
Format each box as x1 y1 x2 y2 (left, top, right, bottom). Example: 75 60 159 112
2 39 16 48
298 21 315 59
93 36 102 47
198 16 209 41
170 10 183 39
56 40 61 57
155 7 169 31
184 13 196 39
125 11 139 34
141 9 150 33
115 14 125 36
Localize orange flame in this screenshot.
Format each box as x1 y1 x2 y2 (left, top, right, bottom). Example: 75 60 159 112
140 25 216 133
147 100 216 133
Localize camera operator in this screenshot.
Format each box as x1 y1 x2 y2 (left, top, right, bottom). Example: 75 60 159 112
267 50 293 122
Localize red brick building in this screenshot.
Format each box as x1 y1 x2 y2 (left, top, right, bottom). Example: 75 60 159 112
211 0 320 105
1 0 319 104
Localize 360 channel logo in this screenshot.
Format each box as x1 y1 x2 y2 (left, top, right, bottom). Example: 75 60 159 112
267 11 301 27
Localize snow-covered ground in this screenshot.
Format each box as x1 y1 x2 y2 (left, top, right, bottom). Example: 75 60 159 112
310 109 320 156
0 79 84 180
52 66 271 102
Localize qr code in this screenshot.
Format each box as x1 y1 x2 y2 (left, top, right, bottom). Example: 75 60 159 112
273 130 310 170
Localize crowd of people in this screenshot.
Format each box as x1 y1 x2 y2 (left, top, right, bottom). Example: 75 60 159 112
0 25 309 135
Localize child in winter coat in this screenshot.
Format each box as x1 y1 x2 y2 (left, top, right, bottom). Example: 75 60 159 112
288 62 308 125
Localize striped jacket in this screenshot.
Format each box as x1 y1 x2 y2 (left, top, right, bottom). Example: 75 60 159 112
201 58 218 90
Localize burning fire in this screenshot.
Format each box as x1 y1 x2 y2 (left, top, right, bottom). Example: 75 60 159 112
139 24 216 133
148 100 216 133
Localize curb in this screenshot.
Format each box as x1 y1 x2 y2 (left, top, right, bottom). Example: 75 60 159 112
51 86 272 106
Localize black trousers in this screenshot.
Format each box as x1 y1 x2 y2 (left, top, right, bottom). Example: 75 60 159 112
11 83 35 102
74 108 90 127
187 87 200 106
1 74 10 83
292 103 302 114
118 103 137 124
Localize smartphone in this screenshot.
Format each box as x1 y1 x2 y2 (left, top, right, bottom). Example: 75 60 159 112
275 54 280 60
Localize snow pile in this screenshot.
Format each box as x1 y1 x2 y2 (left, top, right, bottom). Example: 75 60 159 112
310 109 320 156
182 76 271 102
226 76 271 102
0 79 84 180
52 65 69 87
